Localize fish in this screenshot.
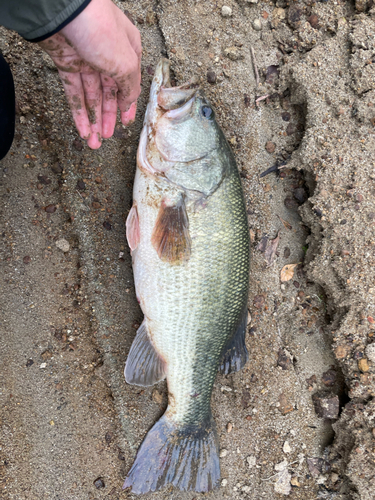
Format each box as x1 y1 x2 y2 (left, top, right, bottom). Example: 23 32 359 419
123 58 250 494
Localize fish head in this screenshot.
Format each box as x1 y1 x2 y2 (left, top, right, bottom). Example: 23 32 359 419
138 59 227 196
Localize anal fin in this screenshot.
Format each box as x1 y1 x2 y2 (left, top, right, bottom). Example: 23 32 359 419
125 320 166 386
151 195 191 265
219 307 249 375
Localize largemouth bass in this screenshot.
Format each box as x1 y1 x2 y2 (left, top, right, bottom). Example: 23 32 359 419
123 59 250 494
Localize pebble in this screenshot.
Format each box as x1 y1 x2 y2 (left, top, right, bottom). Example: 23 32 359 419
278 393 294 415
103 220 112 231
321 369 336 387
45 204 56 213
283 441 291 453
221 6 232 17
26 358 34 367
221 479 228 487
223 46 244 61
252 19 262 31
220 449 228 458
72 138 83 151
365 344 375 363
56 238 70 253
246 0 258 3
23 255 31 264
207 71 217 84
291 476 300 487
334 344 350 359
226 422 233 433
358 358 369 373
76 179 86 191
312 393 339 419
308 14 319 29
40 363 47 369
93 478 105 489
265 141 276 153
277 349 292 371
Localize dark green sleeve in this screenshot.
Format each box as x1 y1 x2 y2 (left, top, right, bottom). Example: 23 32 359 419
0 0 92 42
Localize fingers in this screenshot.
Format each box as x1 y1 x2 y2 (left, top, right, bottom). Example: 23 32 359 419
81 69 103 149
121 101 137 126
116 55 141 116
101 74 118 139
58 69 91 140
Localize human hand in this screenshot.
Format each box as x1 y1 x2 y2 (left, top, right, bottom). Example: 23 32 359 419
39 0 142 149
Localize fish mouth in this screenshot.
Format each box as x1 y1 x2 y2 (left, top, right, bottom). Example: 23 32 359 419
138 59 199 175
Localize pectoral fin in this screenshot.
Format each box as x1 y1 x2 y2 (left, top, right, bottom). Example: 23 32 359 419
151 196 191 264
126 203 140 252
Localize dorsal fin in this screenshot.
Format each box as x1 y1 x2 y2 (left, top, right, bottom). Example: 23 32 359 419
151 196 191 265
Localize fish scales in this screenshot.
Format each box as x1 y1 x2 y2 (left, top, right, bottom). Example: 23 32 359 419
124 59 250 494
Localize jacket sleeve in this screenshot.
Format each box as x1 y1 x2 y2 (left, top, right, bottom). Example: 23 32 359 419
0 0 92 42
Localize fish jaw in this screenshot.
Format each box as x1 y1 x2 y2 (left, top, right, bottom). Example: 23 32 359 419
137 59 199 176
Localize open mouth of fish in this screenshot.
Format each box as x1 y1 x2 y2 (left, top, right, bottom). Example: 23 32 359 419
137 59 201 174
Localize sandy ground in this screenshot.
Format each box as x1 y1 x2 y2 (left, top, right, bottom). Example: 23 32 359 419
1 1 375 499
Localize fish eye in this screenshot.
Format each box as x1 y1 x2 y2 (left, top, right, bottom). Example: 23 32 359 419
201 105 214 120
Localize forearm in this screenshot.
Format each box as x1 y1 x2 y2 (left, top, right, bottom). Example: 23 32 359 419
0 0 91 41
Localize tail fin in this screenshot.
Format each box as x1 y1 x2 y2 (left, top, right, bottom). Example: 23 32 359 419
123 413 220 494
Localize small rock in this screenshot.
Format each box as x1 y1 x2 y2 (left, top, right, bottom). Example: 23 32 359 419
271 7 286 28
321 369 336 387
220 449 228 458
291 476 300 487
55 238 70 253
45 204 56 213
365 344 375 363
95 176 103 184
207 71 216 84
334 344 350 359
247 455 256 468
221 478 228 487
274 460 291 495
281 112 291 121
330 472 339 483
253 294 265 309
221 6 232 17
103 220 112 231
266 65 279 85
278 393 294 415
284 247 291 259
306 457 331 477
308 14 319 29
51 162 63 174
265 141 276 153
105 432 113 444
246 0 258 3
92 201 101 209
358 358 369 373
37 174 51 185
72 138 83 151
93 477 105 489
224 46 244 61
226 422 233 433
40 362 47 369
41 350 52 360
23 255 31 264
26 358 34 367
76 179 86 191
312 393 339 419
288 5 303 27
152 389 164 405
283 441 291 453
252 19 262 31
277 349 292 370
